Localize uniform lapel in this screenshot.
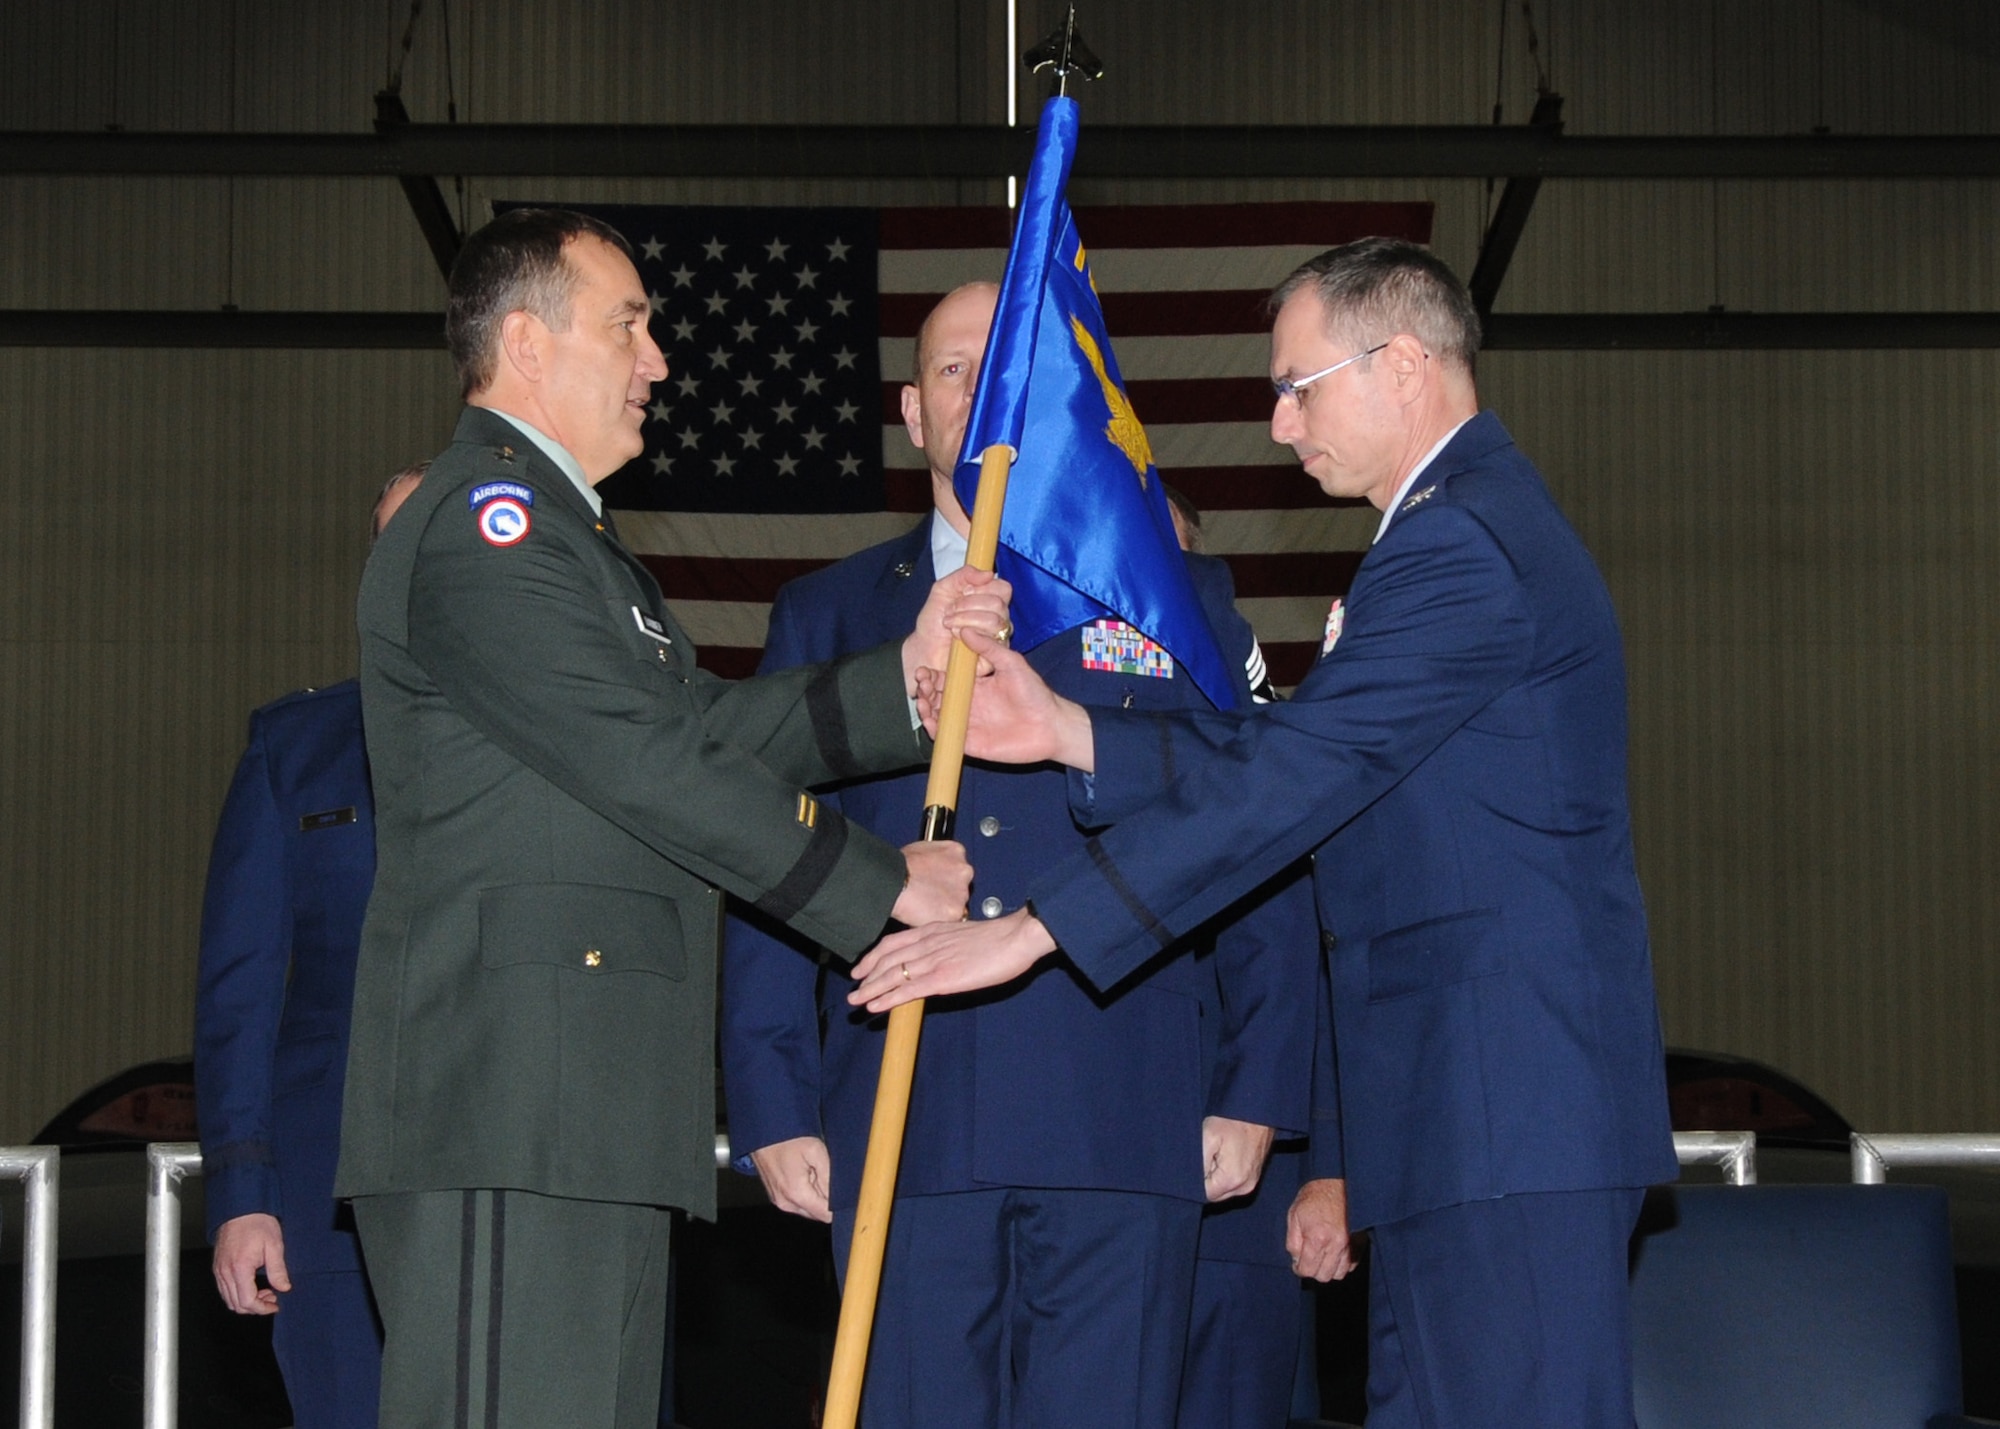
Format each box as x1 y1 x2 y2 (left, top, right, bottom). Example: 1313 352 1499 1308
875 522 937 642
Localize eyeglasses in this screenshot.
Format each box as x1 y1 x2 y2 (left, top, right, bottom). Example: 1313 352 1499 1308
1271 342 1389 407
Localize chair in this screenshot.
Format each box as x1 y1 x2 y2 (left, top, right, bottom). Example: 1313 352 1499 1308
1630 1183 1996 1428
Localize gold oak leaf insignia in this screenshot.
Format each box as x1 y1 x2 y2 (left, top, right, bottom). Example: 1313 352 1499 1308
1068 314 1154 488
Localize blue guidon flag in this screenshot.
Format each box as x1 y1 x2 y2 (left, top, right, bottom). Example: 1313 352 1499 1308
955 96 1236 711
502 196 1434 685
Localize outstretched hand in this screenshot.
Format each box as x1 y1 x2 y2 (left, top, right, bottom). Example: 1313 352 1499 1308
849 907 1058 1012
912 627 1097 771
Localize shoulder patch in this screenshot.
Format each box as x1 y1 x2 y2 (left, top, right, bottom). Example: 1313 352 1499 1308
476 497 532 547
1322 598 1346 656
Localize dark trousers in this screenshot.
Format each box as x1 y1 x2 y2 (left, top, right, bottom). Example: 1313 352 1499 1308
354 1188 671 1429
271 1268 383 1429
1365 1187 1647 1429
833 1187 1201 1429
1176 1259 1305 1429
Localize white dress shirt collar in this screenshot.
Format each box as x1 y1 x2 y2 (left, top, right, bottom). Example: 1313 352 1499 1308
930 509 969 579
487 409 603 518
1374 416 1472 544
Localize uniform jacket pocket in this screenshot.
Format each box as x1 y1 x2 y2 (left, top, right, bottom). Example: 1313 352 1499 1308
1365 907 1503 1003
479 882 687 980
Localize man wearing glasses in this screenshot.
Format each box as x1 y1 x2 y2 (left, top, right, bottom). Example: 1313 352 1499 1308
847 238 1679 1429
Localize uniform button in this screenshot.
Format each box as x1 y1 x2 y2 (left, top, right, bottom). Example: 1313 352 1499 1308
978 816 1000 838
979 896 1004 919
584 949 603 968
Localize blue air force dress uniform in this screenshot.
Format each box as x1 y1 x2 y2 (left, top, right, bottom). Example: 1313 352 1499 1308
1025 414 1680 1429
194 681 382 1429
723 517 1318 1429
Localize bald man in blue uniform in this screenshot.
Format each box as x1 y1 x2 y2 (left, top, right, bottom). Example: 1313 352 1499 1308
723 284 1318 1429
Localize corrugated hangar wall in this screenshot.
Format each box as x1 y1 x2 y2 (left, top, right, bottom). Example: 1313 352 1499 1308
0 0 1995 1141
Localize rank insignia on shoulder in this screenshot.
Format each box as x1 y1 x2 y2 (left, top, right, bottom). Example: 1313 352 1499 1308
1400 484 1437 513
1081 620 1174 679
796 792 819 829
476 497 531 547
631 606 671 645
299 806 358 832
469 481 534 510
1322 598 1346 656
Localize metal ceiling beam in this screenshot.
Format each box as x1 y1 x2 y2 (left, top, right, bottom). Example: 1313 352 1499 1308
1469 93 1564 317
6 125 2000 179
4 310 1998 350
374 91 461 281
1482 312 2000 349
0 312 444 347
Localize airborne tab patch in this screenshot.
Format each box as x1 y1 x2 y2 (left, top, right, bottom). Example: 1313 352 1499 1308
469 481 534 510
1081 620 1174 678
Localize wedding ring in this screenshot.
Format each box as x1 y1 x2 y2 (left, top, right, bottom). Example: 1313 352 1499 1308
900 963 912 981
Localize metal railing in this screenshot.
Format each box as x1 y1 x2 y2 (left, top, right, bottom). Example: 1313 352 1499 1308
143 1144 203 1429
0 1145 58 1429
136 1137 730 1428
1851 1131 2000 1183
1673 1129 1758 1185
17 1125 1983 1429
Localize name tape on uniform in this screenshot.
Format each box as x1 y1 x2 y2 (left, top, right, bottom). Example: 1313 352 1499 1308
631 607 672 645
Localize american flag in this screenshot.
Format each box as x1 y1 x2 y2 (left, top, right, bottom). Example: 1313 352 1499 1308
565 200 1434 686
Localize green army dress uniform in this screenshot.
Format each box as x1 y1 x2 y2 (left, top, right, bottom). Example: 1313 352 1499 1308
339 406 929 1426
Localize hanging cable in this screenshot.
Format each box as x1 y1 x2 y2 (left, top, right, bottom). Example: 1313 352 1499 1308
441 0 458 122
388 0 424 96
1709 0 1723 309
223 0 239 311
1484 0 1509 227
1519 0 1552 97
441 0 468 232
1813 0 1829 134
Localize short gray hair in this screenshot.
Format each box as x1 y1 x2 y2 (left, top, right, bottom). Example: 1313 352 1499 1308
445 208 635 397
1270 237 1482 378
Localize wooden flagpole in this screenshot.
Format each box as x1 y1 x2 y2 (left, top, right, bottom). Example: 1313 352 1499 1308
820 441 1014 1429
